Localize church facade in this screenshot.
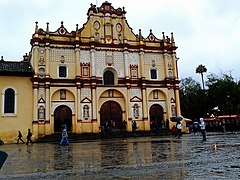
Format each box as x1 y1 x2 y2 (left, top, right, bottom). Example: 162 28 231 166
0 2 181 143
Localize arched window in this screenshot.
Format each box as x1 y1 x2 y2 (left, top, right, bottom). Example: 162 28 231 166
104 71 114 85
83 105 89 118
4 88 15 113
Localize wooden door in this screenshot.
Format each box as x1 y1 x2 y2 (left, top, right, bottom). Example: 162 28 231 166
100 101 122 130
149 104 164 130
54 105 72 133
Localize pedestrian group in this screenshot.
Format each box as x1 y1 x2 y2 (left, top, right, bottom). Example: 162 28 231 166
17 129 33 145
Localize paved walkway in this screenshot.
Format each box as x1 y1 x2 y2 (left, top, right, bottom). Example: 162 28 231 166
0 132 240 179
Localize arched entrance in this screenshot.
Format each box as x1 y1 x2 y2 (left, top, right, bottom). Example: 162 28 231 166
100 101 122 131
149 104 164 130
54 105 72 133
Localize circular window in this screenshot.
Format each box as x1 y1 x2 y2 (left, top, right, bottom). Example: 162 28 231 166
39 67 45 77
116 23 122 32
93 21 100 30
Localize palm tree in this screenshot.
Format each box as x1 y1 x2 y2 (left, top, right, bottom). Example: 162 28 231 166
196 64 207 90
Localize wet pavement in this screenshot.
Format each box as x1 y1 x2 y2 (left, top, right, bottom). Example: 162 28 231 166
0 132 240 180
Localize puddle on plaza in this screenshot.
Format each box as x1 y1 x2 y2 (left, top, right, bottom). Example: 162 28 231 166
0 134 240 179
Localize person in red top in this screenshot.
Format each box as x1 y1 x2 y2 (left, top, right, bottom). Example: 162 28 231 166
171 125 177 137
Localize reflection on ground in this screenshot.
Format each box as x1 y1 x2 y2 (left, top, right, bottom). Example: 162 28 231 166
0 133 240 179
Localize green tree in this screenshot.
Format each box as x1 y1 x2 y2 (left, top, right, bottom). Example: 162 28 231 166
180 77 205 120
206 73 238 115
196 64 207 90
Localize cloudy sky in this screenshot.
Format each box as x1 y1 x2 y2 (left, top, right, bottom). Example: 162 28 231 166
1 0 240 82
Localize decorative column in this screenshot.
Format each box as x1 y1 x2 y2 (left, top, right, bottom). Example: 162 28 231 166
45 82 50 134
45 46 50 77
32 81 39 138
124 49 129 77
76 83 81 133
32 22 39 76
32 45 39 75
139 49 144 78
171 32 178 79
175 89 181 116
163 52 168 78
92 85 98 132
171 54 178 79
75 46 80 76
162 32 168 78
126 87 131 131
142 84 150 130
90 47 95 77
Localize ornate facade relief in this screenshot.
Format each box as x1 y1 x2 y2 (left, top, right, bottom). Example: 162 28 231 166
128 52 139 65
80 50 90 63
95 51 105 77
81 88 91 100
144 53 163 65
130 88 142 99
51 102 75 115
50 48 75 62
39 88 45 98
113 51 124 78
148 101 166 112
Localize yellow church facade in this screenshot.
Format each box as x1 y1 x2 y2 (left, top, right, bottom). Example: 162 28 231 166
0 2 181 143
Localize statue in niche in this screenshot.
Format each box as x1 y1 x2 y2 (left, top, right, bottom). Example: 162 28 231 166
171 105 176 117
60 90 66 99
83 105 89 118
133 104 139 118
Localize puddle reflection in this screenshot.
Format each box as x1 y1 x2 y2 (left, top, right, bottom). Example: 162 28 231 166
1 134 240 179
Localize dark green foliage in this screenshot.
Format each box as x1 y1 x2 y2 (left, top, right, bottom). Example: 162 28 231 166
180 73 240 119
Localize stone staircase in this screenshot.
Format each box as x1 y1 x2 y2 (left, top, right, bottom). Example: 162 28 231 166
36 129 172 143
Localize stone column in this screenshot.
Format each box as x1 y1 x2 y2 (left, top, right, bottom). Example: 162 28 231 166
90 48 95 77
175 89 181 116
45 46 50 77
92 86 98 133
76 83 81 133
124 50 129 77
32 45 39 75
139 49 144 78
45 82 50 134
75 47 80 76
32 83 39 138
126 87 130 130
92 87 97 121
142 85 150 130
163 52 168 78
172 54 178 79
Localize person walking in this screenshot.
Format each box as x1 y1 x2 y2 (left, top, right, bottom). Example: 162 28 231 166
123 120 127 131
17 131 25 144
200 118 207 141
60 125 69 145
176 121 182 138
132 120 137 131
26 129 33 145
192 123 198 135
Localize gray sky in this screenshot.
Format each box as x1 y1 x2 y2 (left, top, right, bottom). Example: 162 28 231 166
1 0 240 82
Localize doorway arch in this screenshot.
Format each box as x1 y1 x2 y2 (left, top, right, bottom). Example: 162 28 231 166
100 101 123 130
149 104 164 130
54 105 72 133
